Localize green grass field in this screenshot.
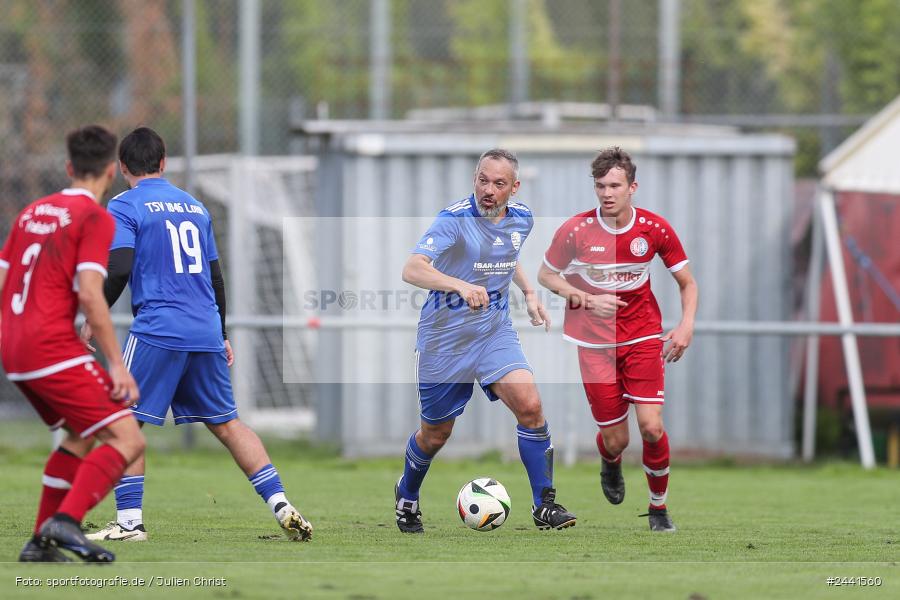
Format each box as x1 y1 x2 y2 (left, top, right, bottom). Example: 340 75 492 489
0 423 897 599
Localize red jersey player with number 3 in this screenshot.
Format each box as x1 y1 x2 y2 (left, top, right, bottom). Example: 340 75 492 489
0 125 145 562
538 147 698 532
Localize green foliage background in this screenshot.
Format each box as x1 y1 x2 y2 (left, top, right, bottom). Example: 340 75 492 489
2 0 900 192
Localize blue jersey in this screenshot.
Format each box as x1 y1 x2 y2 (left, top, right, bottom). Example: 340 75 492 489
412 194 533 354
108 178 223 352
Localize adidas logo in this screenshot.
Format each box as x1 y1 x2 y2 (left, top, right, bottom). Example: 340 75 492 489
493 236 504 246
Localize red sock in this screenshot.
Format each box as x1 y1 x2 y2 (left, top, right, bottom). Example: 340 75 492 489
34 448 82 534
57 445 126 523
642 431 670 510
596 431 622 464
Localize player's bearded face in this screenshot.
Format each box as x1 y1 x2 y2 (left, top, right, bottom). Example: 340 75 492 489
474 158 519 218
594 167 636 218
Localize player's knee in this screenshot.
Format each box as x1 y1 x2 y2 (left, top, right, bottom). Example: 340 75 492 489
115 430 146 464
420 427 452 453
123 424 146 456
605 435 628 455
96 417 145 462
130 431 147 459
639 423 664 442
206 418 238 440
602 429 629 455
425 429 451 450
507 384 544 426
515 399 544 428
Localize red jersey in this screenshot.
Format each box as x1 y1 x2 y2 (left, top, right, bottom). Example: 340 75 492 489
543 206 688 347
0 189 115 379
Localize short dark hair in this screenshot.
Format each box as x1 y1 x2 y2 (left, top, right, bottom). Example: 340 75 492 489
119 127 166 176
476 148 519 180
591 146 636 183
66 125 117 178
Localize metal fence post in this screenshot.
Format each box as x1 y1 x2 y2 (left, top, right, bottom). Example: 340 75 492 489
509 0 529 110
801 188 825 461
240 0 261 155
370 0 392 119
658 0 681 120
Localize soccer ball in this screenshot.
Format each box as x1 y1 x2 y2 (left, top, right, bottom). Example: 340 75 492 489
457 478 511 531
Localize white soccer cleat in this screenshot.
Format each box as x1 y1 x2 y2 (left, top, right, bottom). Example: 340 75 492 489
275 505 312 542
84 521 148 542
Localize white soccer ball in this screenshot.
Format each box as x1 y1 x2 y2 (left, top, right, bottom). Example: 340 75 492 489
457 478 511 531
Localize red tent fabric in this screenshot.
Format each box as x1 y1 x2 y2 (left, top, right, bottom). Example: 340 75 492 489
818 191 900 410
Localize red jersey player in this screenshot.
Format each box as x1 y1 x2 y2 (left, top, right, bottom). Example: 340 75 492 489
538 147 698 532
0 125 145 562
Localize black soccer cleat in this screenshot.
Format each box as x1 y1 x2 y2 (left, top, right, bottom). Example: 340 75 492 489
641 507 677 532
532 487 577 530
395 481 424 534
19 536 72 562
39 514 116 562
600 459 625 505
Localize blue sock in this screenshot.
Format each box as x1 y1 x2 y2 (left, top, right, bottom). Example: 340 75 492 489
248 464 285 504
114 475 144 510
398 432 433 501
517 423 553 506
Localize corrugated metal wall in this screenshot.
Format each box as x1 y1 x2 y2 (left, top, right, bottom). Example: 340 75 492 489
302 125 796 459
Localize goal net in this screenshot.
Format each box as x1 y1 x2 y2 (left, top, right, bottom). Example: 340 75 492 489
0 154 319 431
132 154 319 433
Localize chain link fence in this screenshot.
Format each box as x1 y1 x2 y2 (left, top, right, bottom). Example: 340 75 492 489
3 0 898 208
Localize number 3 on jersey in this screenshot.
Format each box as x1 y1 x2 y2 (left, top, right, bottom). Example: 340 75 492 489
11 242 42 314
165 219 203 274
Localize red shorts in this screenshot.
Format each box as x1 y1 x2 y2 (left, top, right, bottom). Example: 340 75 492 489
15 359 133 438
578 338 665 428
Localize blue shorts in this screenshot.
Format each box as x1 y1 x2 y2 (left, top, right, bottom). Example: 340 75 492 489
416 325 532 424
123 334 237 426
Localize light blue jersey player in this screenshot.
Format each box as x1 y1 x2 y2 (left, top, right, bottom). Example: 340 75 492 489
84 128 312 544
394 149 577 533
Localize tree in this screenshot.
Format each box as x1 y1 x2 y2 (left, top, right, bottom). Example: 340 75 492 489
277 0 370 118
819 0 900 114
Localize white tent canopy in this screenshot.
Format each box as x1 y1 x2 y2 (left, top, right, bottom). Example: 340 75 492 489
820 94 900 194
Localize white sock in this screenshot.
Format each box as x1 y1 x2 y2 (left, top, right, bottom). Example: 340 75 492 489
266 492 289 515
117 508 143 529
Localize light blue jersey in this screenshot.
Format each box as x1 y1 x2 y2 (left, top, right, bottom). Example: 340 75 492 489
108 178 223 352
400 189 555 510
412 194 533 354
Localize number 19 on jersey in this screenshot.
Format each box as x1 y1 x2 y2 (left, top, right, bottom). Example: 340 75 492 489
165 220 203 274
